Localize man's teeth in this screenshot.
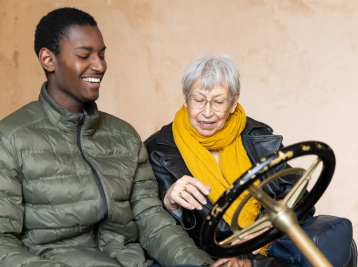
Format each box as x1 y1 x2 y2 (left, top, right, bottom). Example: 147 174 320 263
82 77 100 83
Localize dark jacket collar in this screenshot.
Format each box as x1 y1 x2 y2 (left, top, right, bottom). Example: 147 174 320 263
38 81 99 135
155 116 271 147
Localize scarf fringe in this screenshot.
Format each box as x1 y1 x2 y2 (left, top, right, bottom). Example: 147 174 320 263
259 242 271 257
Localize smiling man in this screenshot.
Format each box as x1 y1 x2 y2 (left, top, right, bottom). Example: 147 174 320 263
0 8 213 267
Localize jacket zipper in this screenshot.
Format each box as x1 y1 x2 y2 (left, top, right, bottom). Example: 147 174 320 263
77 116 108 249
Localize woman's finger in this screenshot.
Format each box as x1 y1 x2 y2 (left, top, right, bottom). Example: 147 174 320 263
168 189 195 210
211 258 251 267
230 227 271 255
185 184 207 205
231 239 242 245
180 190 202 210
231 240 261 256
175 197 196 210
185 176 211 195
251 248 261 255
210 258 231 267
168 175 212 211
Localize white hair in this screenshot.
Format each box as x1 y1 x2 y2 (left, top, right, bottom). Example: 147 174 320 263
182 54 240 103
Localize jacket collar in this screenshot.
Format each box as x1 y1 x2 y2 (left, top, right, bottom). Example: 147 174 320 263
38 81 99 135
155 116 270 147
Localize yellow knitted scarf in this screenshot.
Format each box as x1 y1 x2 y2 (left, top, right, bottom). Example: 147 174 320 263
172 103 261 227
172 104 270 256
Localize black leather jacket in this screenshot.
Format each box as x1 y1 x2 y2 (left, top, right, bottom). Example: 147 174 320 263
145 117 314 266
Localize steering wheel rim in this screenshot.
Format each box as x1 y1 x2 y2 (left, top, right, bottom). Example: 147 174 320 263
200 141 336 258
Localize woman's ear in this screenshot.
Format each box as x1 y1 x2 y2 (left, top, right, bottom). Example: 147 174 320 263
183 94 188 108
38 48 55 73
230 94 240 113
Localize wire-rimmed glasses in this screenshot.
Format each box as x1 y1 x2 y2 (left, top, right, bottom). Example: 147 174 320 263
188 94 233 113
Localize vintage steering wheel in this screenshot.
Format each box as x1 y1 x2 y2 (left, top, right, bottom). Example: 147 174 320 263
200 141 335 267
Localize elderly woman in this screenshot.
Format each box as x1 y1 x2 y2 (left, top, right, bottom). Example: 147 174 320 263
145 55 351 267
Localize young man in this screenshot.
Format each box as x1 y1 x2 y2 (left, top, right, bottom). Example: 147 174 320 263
0 8 214 267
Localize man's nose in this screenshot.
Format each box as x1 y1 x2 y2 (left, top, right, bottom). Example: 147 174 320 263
91 56 106 73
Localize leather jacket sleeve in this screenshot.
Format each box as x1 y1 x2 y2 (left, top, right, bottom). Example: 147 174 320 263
145 140 197 230
144 145 176 200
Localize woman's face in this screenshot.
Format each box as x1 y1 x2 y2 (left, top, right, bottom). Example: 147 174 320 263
184 79 239 137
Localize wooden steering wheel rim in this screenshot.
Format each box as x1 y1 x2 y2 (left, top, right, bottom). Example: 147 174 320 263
200 141 336 258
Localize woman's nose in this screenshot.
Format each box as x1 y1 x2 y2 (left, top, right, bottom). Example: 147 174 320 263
202 101 213 117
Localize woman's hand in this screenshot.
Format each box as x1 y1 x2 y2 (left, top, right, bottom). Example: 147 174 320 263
231 227 271 255
163 175 211 211
211 258 251 267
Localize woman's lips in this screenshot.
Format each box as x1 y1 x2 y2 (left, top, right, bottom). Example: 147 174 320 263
199 121 216 128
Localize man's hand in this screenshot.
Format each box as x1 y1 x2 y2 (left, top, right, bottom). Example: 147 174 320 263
211 258 251 267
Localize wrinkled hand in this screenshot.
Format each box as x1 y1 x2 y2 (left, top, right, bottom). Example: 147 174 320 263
231 227 271 255
163 175 211 211
211 258 251 267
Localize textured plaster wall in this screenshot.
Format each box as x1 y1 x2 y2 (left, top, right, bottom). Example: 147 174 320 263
1 0 358 242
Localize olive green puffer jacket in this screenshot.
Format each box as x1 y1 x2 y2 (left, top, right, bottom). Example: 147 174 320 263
0 82 213 267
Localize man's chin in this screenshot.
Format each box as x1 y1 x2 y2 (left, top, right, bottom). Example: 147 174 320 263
83 92 100 102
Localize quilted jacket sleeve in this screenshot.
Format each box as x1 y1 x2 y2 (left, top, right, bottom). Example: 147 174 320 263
0 134 70 267
130 141 213 266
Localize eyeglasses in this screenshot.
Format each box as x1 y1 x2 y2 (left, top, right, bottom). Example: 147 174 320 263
188 94 233 112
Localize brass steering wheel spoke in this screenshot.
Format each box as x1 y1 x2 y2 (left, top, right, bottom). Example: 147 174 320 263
284 157 322 208
231 168 306 232
219 214 272 246
247 184 279 214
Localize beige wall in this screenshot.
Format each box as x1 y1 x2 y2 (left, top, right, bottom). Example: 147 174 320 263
1 0 358 243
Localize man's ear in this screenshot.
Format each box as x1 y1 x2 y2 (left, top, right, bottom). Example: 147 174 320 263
230 94 240 113
39 48 55 73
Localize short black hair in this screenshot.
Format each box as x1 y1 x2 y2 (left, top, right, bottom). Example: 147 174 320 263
34 7 97 57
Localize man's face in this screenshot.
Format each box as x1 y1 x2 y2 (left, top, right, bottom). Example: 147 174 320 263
51 24 107 104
